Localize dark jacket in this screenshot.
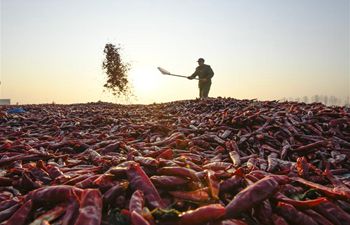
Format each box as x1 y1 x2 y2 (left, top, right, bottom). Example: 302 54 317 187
189 64 214 87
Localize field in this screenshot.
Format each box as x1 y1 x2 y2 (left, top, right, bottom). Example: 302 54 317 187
0 98 349 225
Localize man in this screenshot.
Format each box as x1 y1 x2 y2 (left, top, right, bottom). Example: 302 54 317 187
188 58 214 98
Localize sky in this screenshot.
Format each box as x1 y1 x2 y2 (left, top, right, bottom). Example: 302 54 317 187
0 0 349 104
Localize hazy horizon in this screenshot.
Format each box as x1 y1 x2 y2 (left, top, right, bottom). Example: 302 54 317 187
1 0 349 105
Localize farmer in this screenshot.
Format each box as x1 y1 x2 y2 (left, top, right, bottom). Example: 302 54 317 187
187 58 214 98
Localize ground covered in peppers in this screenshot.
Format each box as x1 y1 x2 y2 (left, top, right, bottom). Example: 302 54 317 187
0 98 350 225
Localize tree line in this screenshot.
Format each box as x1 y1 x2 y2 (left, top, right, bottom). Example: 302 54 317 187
280 95 350 106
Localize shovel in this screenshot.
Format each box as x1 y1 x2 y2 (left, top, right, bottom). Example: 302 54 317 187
157 67 199 80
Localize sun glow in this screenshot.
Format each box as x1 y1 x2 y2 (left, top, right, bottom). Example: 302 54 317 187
130 66 163 98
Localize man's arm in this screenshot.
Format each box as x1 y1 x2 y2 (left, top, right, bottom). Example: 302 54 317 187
188 67 199 79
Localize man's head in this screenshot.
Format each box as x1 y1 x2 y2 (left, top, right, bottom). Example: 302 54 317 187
197 58 205 65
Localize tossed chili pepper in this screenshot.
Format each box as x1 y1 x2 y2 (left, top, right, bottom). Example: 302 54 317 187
225 176 279 218
180 204 225 225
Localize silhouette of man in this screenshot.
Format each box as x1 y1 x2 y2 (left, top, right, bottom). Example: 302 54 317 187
188 58 214 98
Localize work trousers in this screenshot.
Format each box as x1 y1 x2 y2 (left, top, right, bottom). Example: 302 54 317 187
199 82 211 98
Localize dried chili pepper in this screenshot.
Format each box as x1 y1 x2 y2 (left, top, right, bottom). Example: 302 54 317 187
129 190 144 214
127 163 165 209
6 200 33 225
225 176 279 218
276 202 318 225
180 204 225 225
74 189 102 225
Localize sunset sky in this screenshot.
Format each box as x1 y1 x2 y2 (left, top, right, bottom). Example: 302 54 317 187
1 0 349 104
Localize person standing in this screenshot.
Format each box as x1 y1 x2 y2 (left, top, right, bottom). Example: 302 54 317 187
187 58 214 98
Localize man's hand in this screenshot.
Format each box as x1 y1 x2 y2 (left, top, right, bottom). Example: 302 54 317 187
187 76 193 80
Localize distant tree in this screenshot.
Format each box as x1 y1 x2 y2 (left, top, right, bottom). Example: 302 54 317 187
302 96 309 103
312 95 320 103
324 95 328 105
345 96 350 107
102 43 132 98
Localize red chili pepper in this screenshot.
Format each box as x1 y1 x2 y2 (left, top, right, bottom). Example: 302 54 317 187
156 149 174 160
291 176 350 199
93 174 118 192
127 163 165 209
74 174 99 189
274 192 327 209
206 170 220 200
225 176 279 218
271 213 289 225
313 200 350 225
62 200 80 225
131 210 150 225
26 185 83 206
293 140 325 153
134 156 159 167
0 199 19 211
6 200 33 225
169 188 209 202
180 204 225 225
203 162 233 171
74 189 102 225
303 209 333 225
63 174 92 185
102 181 129 206
0 203 20 222
219 175 244 194
276 202 318 225
209 218 248 225
225 141 241 168
157 166 200 182
253 200 272 225
150 175 189 189
129 190 144 214
0 177 13 186
47 165 66 179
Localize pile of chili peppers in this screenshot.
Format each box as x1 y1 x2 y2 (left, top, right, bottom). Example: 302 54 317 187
0 98 349 225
